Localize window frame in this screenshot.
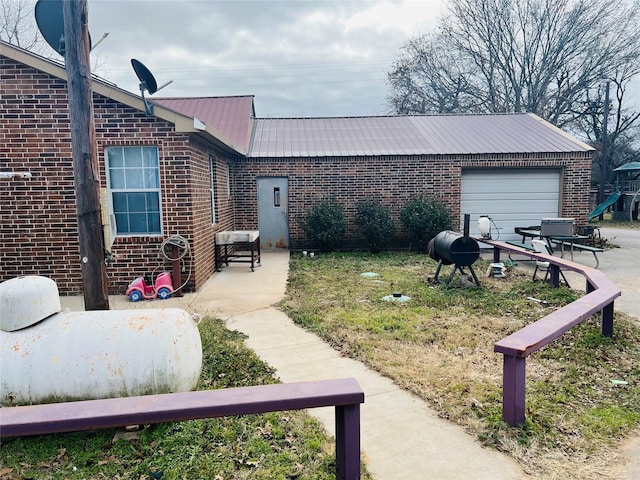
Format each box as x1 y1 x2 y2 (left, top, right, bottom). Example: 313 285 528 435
209 154 217 225
105 145 163 237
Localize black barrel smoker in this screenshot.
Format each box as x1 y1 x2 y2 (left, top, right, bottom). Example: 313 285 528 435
428 215 481 287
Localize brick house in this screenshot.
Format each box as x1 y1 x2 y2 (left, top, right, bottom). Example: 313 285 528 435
1 41 594 295
1 41 251 295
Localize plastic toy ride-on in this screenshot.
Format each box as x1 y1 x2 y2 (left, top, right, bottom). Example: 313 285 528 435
126 271 174 302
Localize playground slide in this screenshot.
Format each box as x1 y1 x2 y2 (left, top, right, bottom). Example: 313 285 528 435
589 192 621 221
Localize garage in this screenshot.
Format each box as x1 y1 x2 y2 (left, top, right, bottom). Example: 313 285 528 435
461 168 562 242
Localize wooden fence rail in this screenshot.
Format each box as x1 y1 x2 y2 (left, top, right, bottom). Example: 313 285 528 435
482 240 620 426
0 378 365 480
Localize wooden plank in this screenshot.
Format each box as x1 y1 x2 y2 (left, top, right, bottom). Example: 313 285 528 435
0 379 364 438
481 239 596 274
484 238 620 426
494 289 620 356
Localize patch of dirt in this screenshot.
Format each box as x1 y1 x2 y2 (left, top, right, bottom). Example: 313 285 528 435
612 433 640 480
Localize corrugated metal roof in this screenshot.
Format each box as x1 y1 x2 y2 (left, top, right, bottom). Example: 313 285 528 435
153 96 255 153
248 113 593 158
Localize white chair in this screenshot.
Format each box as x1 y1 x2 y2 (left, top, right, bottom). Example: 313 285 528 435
531 239 570 286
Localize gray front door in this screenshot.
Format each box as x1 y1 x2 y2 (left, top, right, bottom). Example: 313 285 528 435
257 177 289 249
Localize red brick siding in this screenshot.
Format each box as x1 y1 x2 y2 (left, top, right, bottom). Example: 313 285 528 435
2 54 593 291
1 57 235 294
233 152 593 249
188 138 237 289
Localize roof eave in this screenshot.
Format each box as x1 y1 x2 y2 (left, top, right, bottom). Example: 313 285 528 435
526 113 595 152
1 41 244 155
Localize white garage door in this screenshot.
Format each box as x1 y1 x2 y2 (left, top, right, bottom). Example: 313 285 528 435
461 169 561 242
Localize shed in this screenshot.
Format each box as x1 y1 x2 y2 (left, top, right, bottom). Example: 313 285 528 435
236 115 594 248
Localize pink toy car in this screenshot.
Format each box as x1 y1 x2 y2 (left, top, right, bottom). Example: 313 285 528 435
126 272 174 302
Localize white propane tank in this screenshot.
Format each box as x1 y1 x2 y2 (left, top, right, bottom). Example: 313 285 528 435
1 308 203 406
0 275 61 332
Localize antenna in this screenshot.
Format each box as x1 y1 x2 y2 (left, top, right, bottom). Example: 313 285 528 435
34 0 92 57
131 59 173 116
91 32 110 52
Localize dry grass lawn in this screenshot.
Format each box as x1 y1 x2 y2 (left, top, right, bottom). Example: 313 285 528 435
280 252 640 479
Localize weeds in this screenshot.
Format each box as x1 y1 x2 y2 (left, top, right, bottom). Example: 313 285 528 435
280 252 640 479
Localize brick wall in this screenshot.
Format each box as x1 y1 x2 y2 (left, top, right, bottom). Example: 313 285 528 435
233 152 593 250
1 53 593 293
1 57 235 295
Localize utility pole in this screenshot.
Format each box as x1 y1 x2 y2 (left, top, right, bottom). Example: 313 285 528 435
598 81 610 220
63 0 110 310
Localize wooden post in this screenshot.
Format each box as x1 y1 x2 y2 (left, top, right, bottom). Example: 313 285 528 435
502 355 526 426
335 403 362 480
62 1 109 310
602 301 614 338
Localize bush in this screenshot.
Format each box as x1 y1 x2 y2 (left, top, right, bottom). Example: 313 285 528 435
355 197 396 253
303 197 347 252
400 193 452 252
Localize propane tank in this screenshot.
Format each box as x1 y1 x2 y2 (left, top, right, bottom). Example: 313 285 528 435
1 277 202 406
0 275 61 332
1 308 202 406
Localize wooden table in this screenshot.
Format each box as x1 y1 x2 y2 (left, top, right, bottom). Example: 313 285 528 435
215 230 261 271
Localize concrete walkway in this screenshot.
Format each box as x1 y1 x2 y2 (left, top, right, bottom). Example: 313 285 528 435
60 227 639 479
62 252 523 479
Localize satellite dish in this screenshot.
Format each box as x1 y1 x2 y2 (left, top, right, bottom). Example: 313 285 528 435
130 59 173 116
131 59 158 94
34 0 92 57
34 0 65 56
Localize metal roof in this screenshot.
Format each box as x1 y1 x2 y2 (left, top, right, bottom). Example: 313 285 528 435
153 96 255 154
248 113 594 158
613 162 640 172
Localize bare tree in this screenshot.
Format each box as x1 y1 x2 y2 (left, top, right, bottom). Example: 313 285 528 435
388 0 640 203
388 0 640 128
575 72 640 197
1 0 109 75
0 0 42 52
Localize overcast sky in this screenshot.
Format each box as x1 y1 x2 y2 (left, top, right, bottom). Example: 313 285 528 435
80 0 443 118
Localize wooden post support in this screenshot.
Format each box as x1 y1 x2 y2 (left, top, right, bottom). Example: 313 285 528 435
335 403 361 480
493 246 501 263
62 0 109 310
549 264 560 288
502 355 526 426
602 301 614 338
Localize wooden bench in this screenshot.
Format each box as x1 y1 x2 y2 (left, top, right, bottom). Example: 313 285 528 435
550 240 604 268
480 239 621 425
0 378 365 480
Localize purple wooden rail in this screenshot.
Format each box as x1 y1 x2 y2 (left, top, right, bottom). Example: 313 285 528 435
0 378 364 480
484 240 620 426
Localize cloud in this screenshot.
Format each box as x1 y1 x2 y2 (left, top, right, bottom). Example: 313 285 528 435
87 0 441 117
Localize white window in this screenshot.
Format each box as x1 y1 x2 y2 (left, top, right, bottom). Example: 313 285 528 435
106 146 162 235
209 154 216 224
